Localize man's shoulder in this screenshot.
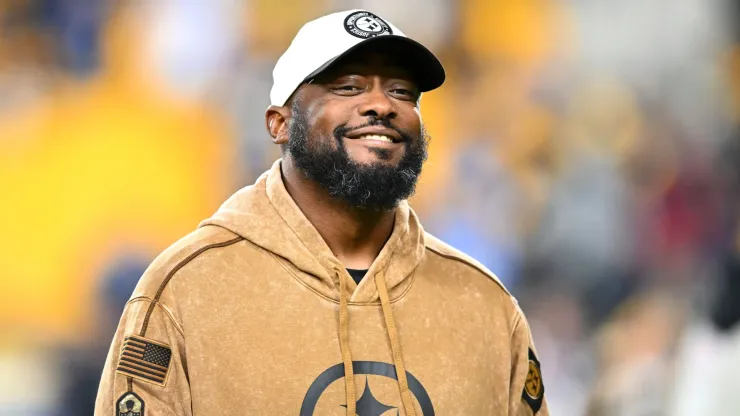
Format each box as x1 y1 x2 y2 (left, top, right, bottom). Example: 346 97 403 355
130 225 244 300
423 232 513 298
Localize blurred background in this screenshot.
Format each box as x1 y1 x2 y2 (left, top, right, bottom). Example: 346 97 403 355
1 0 739 414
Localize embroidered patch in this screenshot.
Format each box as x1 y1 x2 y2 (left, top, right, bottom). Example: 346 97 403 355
115 335 172 387
116 391 145 416
343 11 392 39
522 348 544 413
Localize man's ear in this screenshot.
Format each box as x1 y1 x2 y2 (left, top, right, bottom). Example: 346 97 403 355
265 105 290 146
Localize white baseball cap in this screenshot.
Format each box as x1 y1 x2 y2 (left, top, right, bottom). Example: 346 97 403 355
269 9 446 107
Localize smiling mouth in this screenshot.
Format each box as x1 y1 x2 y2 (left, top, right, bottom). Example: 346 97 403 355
346 134 400 144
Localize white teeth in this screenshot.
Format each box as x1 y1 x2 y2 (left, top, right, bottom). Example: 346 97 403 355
357 134 394 142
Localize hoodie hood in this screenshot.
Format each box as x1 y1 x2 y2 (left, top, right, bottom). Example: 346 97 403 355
199 159 426 304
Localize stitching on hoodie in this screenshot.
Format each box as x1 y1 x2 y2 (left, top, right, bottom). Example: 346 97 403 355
139 236 244 336
424 245 512 296
127 297 186 338
269 251 418 305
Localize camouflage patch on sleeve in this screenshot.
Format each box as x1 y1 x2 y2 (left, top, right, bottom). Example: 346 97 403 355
116 391 145 416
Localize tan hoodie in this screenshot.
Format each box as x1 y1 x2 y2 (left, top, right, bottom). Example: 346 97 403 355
95 160 549 416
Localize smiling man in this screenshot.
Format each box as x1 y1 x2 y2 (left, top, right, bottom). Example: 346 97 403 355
95 9 548 416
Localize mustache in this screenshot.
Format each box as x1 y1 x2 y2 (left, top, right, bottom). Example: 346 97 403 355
333 117 416 143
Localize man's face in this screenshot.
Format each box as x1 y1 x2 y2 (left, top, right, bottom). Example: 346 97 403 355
286 50 429 211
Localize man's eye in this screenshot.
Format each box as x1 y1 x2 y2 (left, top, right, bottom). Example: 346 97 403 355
390 89 418 99
333 85 362 93
391 88 412 95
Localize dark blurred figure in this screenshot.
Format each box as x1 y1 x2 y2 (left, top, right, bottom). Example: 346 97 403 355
53 255 147 416
709 125 740 332
709 0 740 334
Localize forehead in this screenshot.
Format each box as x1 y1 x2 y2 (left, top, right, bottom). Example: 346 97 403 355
313 48 417 84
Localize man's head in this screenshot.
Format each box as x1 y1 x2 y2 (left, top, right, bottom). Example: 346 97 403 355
265 10 445 211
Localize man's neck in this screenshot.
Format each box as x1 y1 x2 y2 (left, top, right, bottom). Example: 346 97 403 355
281 158 396 270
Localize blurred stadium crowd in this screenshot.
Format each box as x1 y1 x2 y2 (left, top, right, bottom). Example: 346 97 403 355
1 0 740 415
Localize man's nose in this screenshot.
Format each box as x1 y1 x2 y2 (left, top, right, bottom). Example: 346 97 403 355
357 81 396 120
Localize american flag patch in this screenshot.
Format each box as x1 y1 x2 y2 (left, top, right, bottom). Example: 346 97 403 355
116 335 172 386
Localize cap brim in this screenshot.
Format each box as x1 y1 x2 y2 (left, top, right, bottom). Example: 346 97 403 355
304 35 445 92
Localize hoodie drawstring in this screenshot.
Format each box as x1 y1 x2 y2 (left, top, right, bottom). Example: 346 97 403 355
337 269 356 415
375 270 417 416
337 268 416 416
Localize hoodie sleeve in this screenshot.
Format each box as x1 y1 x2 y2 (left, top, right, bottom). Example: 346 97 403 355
509 306 550 416
95 297 192 416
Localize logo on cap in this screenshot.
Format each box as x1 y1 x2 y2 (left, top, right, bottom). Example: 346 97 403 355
344 11 392 39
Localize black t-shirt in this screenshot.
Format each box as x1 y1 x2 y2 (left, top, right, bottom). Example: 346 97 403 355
346 269 368 285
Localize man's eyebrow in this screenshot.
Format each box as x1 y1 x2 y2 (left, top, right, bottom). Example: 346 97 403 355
325 69 416 81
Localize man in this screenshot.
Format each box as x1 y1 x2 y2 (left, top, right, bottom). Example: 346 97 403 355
95 9 548 416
